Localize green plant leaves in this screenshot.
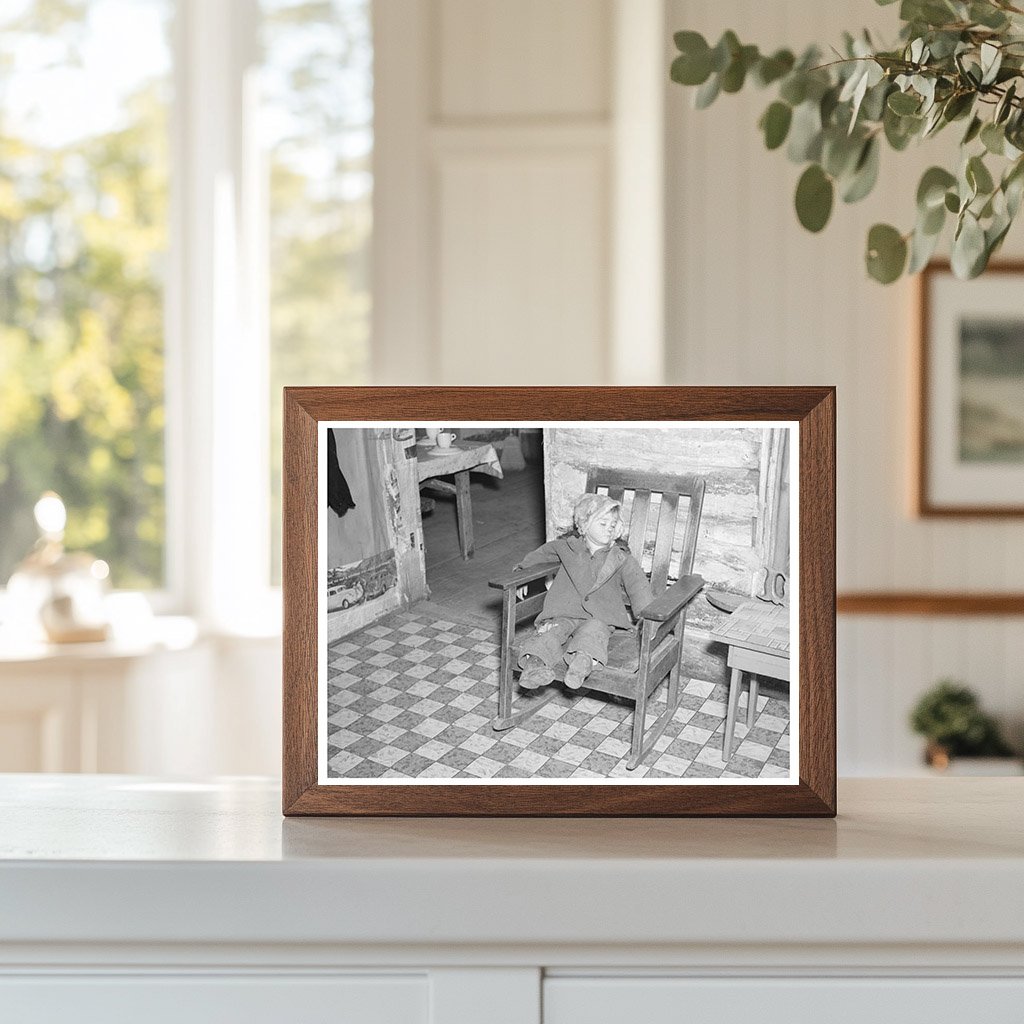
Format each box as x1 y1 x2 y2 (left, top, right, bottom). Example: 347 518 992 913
842 137 880 202
753 49 795 87
787 100 823 162
952 211 987 278
908 221 942 273
795 164 834 232
969 2 1009 30
917 166 957 210
759 102 792 150
668 12 1024 284
981 122 1006 155
866 224 907 283
671 31 713 86
888 90 921 115
694 74 721 109
967 154 994 196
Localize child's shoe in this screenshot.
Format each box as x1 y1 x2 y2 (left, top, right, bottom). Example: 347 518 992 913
519 656 555 690
563 652 593 690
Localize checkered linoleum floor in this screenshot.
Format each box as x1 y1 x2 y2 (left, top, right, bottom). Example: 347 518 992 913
326 606 791 781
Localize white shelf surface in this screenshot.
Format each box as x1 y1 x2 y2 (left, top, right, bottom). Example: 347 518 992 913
1 776 1023 954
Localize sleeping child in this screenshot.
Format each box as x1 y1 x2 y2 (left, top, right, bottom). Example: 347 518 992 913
515 492 654 691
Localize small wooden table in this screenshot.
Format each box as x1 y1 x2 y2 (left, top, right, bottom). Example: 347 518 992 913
710 599 790 760
416 440 503 559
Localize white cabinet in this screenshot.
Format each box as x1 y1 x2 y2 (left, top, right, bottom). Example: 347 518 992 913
1 777 1022 1023
545 977 1024 1023
2 975 428 1024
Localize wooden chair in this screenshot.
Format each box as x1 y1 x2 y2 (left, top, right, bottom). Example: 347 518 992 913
488 469 706 770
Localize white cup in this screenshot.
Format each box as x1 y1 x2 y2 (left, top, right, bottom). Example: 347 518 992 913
436 431 456 448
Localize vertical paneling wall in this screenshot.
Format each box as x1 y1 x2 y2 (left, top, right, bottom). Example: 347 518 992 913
665 0 1024 771
432 0 612 384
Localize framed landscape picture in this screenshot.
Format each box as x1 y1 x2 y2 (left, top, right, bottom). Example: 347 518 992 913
282 387 836 816
918 262 1024 516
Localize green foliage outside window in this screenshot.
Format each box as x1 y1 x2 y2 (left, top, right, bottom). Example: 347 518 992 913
0 0 170 588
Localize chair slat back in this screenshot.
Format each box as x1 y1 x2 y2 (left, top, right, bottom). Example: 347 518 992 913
626 489 652 560
584 468 706 597
649 490 679 593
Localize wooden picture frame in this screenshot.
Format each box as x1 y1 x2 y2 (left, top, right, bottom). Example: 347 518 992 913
283 387 836 816
917 261 1024 517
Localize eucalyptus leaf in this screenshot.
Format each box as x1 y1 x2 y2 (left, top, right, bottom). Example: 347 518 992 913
980 42 1002 86
861 79 892 122
996 82 1017 124
842 137 881 203
795 164 834 232
754 49 795 87
942 92 974 122
787 100 823 162
917 166 957 210
760 102 793 150
920 199 946 235
710 31 740 73
884 106 922 150
822 129 863 178
951 211 986 278
962 115 983 145
914 75 937 111
908 221 942 273
721 44 759 93
970 2 1009 29
779 73 807 106
820 85 841 126
888 90 921 115
967 154 994 195
1003 157 1024 216
694 73 721 109
866 223 907 283
1006 172 1024 218
922 104 946 137
981 122 1005 155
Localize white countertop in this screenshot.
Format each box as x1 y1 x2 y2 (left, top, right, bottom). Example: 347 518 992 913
2 775 1022 950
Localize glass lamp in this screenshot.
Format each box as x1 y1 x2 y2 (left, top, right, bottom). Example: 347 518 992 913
5 493 110 644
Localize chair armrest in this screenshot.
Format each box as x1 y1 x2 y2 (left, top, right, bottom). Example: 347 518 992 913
638 574 705 622
488 561 561 590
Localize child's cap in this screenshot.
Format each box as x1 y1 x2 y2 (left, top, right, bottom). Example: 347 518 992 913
573 493 621 536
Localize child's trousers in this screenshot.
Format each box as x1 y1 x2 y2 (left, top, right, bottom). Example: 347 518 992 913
518 616 611 668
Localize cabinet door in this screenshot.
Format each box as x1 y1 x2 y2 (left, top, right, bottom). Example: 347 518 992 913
0 974 428 1024
544 977 1024 1024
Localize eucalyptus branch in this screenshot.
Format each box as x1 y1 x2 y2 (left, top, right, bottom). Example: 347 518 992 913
670 1 1024 283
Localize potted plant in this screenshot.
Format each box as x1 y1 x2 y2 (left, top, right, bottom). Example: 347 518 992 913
909 679 1019 771
670 0 1024 283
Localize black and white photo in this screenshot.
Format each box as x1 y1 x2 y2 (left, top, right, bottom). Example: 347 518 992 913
318 422 797 785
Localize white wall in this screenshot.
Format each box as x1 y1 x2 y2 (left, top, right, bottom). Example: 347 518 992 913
373 0 665 386
665 0 1024 771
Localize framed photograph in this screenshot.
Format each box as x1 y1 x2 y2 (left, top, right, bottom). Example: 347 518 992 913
917 261 1024 516
283 387 835 816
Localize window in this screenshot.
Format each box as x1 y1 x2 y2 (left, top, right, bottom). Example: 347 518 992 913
0 0 373 618
261 0 373 582
0 0 172 589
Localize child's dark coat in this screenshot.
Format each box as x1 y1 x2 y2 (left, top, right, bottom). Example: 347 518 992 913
517 535 654 629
